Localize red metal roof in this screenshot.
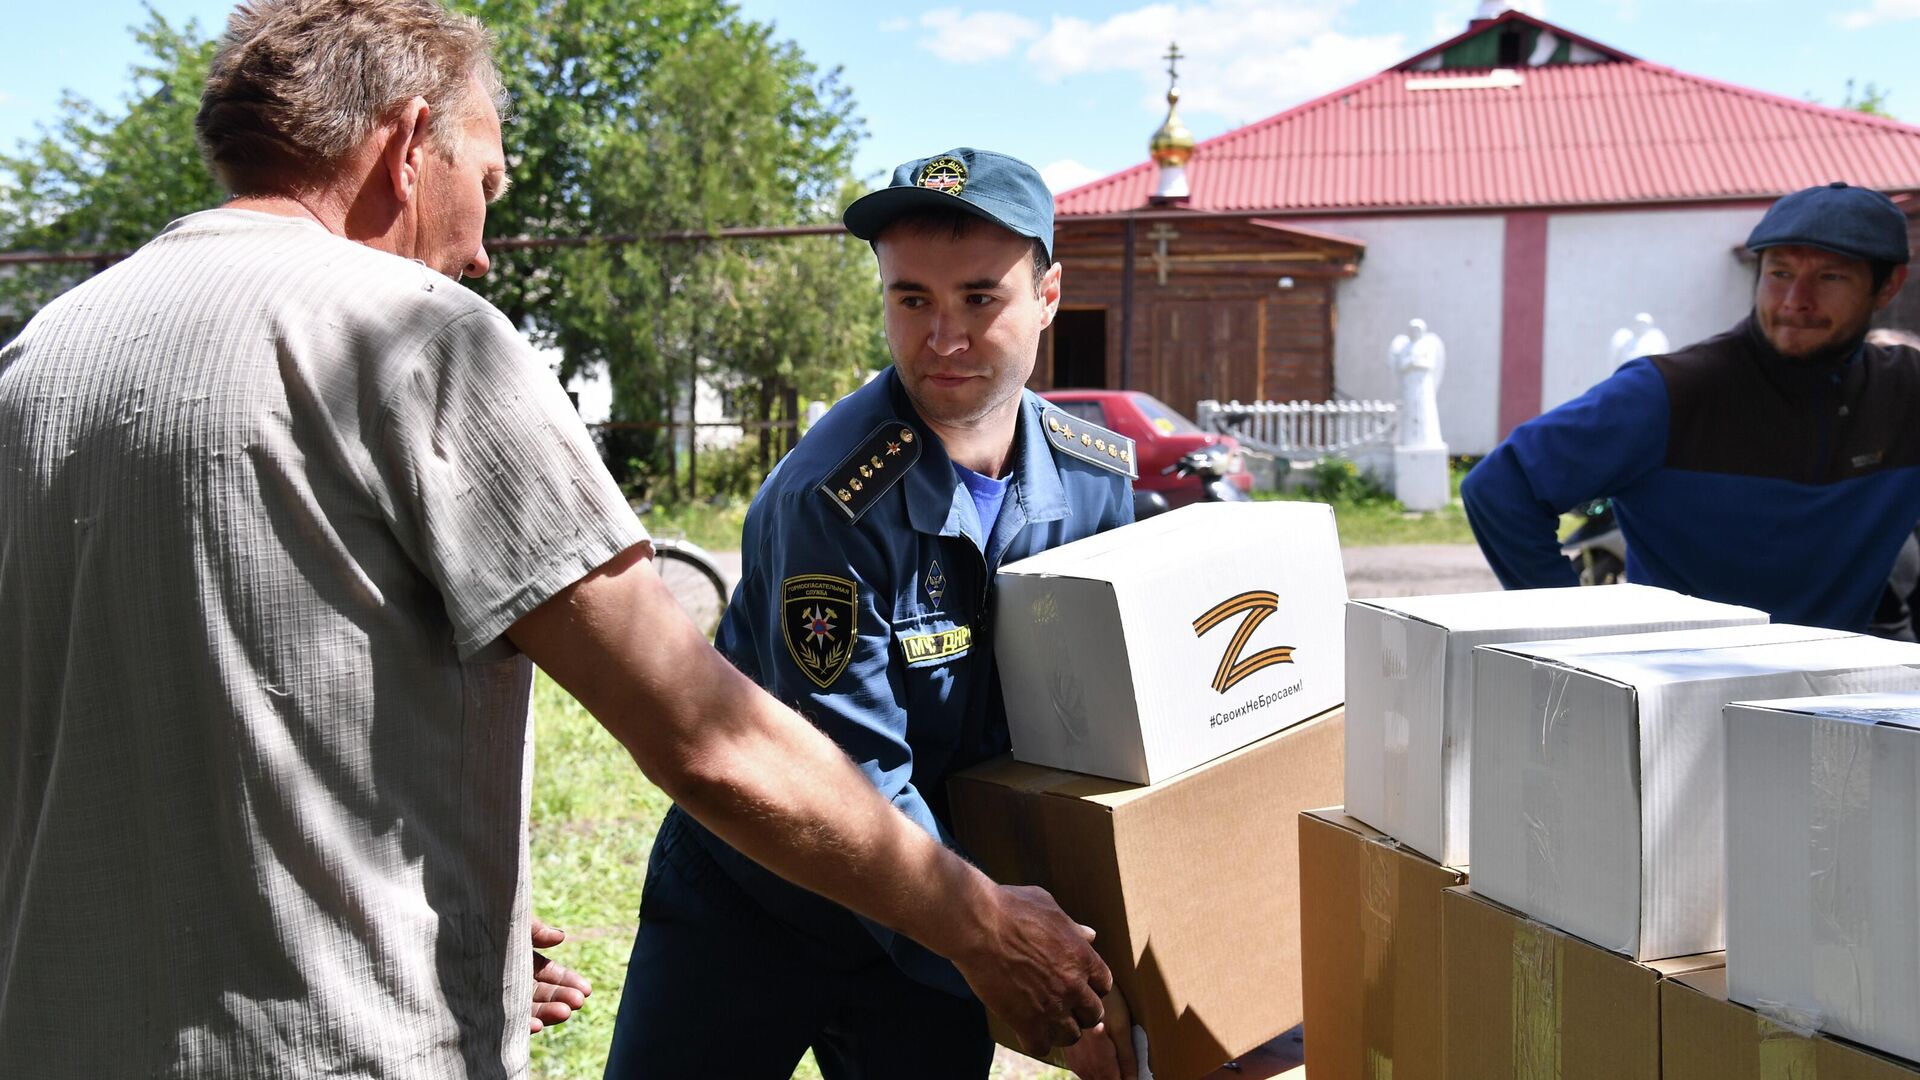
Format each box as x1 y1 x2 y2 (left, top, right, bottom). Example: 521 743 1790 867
1056 30 1920 216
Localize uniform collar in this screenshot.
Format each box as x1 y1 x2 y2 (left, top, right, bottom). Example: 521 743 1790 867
1008 391 1070 525
889 372 1071 538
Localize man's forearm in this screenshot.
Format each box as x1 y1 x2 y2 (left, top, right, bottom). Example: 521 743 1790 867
627 635 998 952
511 543 1110 1052
1461 448 1580 590
507 543 992 952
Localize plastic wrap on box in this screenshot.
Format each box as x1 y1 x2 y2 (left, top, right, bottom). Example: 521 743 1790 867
1726 692 1920 1065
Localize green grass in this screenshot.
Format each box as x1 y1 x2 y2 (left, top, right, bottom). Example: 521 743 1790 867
1254 463 1477 546
634 497 751 551
637 466 1486 554
525 675 659 1080
526 674 1067 1080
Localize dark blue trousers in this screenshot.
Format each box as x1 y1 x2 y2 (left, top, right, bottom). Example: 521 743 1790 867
602 815 993 1079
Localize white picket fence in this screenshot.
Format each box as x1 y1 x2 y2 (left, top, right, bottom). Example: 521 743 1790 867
1193 398 1399 461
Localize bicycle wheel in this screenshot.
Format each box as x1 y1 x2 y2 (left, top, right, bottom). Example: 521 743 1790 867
653 542 730 639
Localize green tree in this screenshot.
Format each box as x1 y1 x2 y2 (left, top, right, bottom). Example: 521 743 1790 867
462 0 885 499
1807 78 1897 119
0 7 222 337
1842 79 1895 118
1 1 885 501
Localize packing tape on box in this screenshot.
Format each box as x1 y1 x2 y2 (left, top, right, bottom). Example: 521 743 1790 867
1522 665 1575 920
1510 920 1564 1080
1360 835 1397 1080
1380 618 1410 831
1756 1013 1819 1080
1809 714 1873 1037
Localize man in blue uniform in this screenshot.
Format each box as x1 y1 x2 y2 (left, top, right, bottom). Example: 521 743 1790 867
604 149 1138 1079
1463 182 1920 632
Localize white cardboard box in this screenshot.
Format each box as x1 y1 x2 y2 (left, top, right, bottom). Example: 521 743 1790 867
1344 586 1766 866
1726 692 1920 1065
1470 624 1920 961
993 501 1347 784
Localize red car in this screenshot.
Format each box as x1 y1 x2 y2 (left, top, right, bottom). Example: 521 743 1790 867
1040 389 1253 506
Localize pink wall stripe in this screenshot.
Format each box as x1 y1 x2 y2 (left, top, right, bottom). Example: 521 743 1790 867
1498 212 1550 438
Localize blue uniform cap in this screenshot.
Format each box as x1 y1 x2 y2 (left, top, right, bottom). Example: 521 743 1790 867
842 148 1054 260
1746 182 1910 265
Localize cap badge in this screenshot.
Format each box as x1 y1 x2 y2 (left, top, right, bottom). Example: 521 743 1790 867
917 156 968 196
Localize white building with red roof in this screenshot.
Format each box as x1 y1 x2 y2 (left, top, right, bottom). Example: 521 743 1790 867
1041 6 1920 455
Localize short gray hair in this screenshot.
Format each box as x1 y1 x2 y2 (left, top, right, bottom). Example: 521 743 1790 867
195 0 507 194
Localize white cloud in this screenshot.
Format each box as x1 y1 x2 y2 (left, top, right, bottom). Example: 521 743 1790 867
1023 1 1405 125
916 9 1042 63
1040 159 1105 193
1430 5 1474 41
1838 0 1920 28
879 16 911 32
0 92 13 108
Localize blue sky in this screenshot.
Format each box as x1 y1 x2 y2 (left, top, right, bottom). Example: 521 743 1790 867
4 1 1918 197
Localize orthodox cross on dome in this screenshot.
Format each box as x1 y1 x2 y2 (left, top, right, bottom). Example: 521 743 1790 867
1149 40 1195 203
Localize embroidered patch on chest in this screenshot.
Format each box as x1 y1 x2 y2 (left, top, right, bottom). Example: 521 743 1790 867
925 558 947 608
900 624 974 666
782 575 858 688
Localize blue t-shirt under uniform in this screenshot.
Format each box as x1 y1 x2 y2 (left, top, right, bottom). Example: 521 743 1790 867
952 461 1011 548
1461 316 1920 634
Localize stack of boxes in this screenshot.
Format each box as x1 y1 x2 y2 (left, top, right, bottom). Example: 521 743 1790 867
949 501 1354 1079
947 497 1920 1078
1305 591 1920 1080
1303 587 1766 1080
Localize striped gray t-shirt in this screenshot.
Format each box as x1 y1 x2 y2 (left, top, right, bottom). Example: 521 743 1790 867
0 209 647 1077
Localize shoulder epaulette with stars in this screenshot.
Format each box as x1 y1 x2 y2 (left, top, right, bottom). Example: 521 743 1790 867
816 420 922 523
1041 408 1138 479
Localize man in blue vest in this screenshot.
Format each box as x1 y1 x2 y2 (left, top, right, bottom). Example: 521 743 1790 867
603 149 1139 1079
1464 182 1920 632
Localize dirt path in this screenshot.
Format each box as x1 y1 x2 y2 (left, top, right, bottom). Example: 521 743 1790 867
1339 542 1498 598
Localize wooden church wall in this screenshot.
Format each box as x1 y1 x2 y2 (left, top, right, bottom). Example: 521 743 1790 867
1036 218 1344 416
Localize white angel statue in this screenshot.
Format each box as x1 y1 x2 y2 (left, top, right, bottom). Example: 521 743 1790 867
1609 313 1670 369
1388 318 1446 449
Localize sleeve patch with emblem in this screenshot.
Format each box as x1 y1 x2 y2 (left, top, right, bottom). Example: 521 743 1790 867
782 574 859 688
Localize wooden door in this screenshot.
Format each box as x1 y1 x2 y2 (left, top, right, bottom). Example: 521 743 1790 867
1262 282 1334 402
1151 300 1261 415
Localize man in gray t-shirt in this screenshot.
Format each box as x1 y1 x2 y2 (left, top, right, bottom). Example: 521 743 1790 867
0 2 1111 1076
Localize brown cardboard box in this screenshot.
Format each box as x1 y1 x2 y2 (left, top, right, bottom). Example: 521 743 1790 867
1299 809 1466 1080
948 706 1344 1080
1440 886 1720 1080
1662 969 1920 1080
